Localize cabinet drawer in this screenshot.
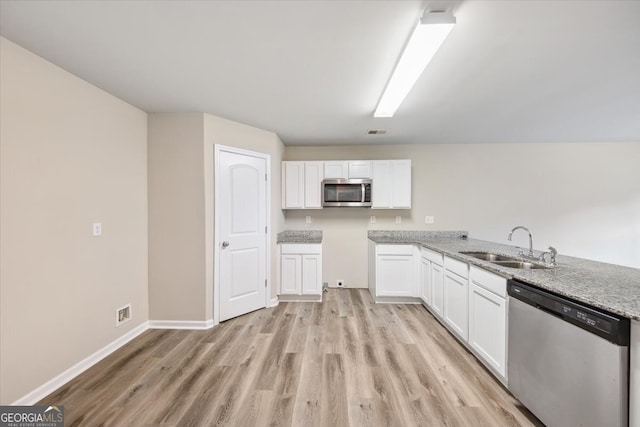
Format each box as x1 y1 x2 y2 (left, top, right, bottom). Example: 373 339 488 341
444 256 468 278
421 247 443 265
377 244 414 256
470 266 507 298
281 244 322 255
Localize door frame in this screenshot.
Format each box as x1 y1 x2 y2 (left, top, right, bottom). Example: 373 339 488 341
213 144 271 325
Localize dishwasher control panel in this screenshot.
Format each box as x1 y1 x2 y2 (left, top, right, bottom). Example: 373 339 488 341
559 303 608 332
507 280 630 346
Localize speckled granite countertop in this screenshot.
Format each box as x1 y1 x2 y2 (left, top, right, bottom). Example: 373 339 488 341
277 230 323 244
369 230 640 320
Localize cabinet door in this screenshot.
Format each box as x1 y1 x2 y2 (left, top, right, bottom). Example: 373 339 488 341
281 254 301 295
324 161 348 179
444 270 469 341
421 258 432 305
371 160 391 208
431 263 444 318
282 162 304 209
391 160 411 209
377 255 413 297
348 161 372 178
469 283 506 379
302 254 322 295
304 161 324 208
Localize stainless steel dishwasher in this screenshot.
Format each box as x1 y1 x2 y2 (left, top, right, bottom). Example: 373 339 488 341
508 279 630 427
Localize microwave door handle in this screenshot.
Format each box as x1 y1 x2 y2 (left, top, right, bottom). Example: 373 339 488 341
361 184 365 203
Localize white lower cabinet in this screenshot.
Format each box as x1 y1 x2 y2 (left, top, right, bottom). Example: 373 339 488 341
281 254 301 294
468 265 507 381
443 256 469 341
420 257 431 305
369 241 509 385
420 248 444 319
431 263 445 318
369 244 417 301
375 245 414 297
280 244 322 300
377 255 413 296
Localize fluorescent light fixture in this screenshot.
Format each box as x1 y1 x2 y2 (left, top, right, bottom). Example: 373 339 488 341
374 10 456 118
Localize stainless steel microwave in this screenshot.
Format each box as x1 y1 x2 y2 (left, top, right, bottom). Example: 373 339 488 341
322 179 372 207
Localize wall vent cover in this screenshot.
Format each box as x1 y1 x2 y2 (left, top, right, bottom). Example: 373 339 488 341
116 304 132 326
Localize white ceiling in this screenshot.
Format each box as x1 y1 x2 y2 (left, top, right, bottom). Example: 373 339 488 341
1 0 639 145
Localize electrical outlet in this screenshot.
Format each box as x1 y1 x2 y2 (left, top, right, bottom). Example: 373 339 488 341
92 222 102 236
337 280 345 288
305 215 311 224
370 216 376 224
395 216 402 224
425 216 435 224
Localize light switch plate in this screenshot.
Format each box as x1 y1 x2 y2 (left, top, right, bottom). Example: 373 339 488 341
305 216 311 224
395 216 402 224
370 216 376 224
92 222 102 236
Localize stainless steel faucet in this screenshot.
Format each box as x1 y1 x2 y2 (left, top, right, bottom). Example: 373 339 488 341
539 246 558 266
508 226 534 257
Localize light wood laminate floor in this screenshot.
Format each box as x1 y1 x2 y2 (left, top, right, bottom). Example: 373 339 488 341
40 289 543 426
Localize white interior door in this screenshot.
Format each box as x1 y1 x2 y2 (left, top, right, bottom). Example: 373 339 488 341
218 149 267 321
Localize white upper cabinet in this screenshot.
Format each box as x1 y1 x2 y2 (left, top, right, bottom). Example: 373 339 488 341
323 160 372 179
303 161 324 209
348 161 372 179
282 161 323 209
324 161 348 179
283 159 410 209
282 161 304 209
372 161 391 208
371 160 411 209
392 160 411 208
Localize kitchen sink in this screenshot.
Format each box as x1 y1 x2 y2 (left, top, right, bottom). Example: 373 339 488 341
491 260 548 270
460 251 519 262
460 251 550 270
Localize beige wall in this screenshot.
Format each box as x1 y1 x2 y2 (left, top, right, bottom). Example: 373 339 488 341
148 113 285 322
284 142 640 288
148 113 207 321
0 38 148 404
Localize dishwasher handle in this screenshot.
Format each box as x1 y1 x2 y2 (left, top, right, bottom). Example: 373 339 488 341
534 303 564 320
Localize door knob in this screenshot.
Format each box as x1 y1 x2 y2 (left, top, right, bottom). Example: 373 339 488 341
221 241 230 249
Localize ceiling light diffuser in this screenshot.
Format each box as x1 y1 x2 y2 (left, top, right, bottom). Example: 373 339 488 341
374 10 456 118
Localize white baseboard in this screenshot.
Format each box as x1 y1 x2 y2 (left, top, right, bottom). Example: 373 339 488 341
12 321 149 406
270 297 279 307
148 319 214 330
278 295 322 302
